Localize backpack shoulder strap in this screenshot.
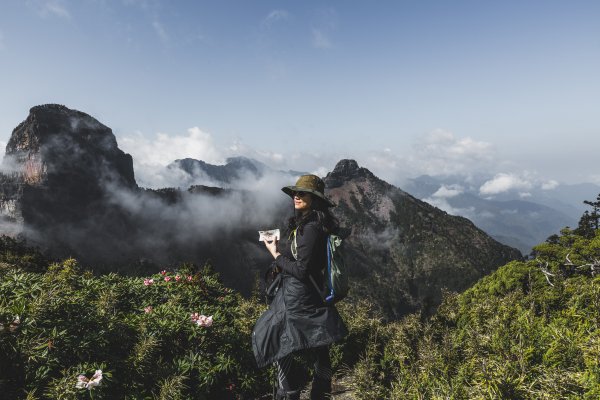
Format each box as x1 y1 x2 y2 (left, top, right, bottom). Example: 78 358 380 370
290 228 298 260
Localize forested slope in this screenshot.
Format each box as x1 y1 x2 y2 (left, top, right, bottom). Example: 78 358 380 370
346 224 600 399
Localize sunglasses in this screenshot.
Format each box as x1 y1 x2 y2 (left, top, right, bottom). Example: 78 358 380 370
292 191 309 198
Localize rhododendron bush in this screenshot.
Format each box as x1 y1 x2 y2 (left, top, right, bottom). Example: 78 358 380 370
0 237 381 399
0 258 272 399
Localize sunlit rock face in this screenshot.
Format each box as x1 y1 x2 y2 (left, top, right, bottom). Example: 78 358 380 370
0 104 136 253
4 104 135 187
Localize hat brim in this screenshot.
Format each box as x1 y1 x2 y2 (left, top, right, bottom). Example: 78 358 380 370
281 186 336 207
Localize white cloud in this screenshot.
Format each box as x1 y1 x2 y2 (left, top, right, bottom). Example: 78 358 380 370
364 148 399 170
228 140 286 167
541 180 559 190
423 196 475 218
357 148 412 185
152 21 168 43
361 131 564 193
116 130 331 188
118 127 224 187
432 184 464 198
262 10 289 28
357 131 496 187
28 0 71 19
0 141 6 163
479 173 533 195
312 166 329 177
410 129 495 176
311 28 332 48
120 127 222 166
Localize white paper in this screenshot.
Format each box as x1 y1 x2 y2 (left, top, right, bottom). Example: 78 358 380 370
258 229 280 242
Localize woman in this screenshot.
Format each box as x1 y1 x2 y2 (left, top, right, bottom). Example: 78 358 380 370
252 174 348 400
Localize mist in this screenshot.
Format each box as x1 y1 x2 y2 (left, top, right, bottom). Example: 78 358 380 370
0 109 302 295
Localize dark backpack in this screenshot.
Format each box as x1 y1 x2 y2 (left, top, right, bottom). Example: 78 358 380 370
291 229 349 304
322 233 349 304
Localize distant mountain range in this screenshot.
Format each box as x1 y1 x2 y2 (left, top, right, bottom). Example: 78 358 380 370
403 175 600 254
166 156 304 189
166 154 600 255
169 156 269 184
0 104 521 319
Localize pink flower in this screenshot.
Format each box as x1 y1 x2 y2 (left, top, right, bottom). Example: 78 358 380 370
76 370 103 390
143 278 154 286
190 313 213 327
187 275 193 282
160 270 167 275
144 306 153 313
175 275 181 282
164 276 171 282
197 315 213 327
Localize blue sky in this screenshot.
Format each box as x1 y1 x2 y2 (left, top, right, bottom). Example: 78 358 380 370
1 0 599 189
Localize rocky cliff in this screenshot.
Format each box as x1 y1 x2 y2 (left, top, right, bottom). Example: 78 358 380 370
0 104 136 259
0 105 286 278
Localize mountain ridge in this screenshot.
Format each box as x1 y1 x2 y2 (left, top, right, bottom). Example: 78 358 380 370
405 174 592 253
325 159 521 317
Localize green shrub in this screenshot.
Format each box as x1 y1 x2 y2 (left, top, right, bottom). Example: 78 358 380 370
0 259 273 399
346 228 600 399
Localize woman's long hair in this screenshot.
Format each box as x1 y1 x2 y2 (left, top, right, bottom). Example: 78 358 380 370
286 195 339 236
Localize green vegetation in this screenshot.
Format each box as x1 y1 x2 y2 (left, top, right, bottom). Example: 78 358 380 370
0 242 375 399
2 199 599 399
0 257 272 399
346 227 600 399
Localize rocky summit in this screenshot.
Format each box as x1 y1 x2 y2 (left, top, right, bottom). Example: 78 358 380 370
325 159 522 318
0 104 136 258
4 104 135 187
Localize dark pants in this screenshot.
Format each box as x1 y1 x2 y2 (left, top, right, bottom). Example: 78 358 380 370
275 346 332 399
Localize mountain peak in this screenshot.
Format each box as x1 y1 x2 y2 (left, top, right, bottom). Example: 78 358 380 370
7 104 115 155
2 104 136 188
325 159 379 188
333 159 360 174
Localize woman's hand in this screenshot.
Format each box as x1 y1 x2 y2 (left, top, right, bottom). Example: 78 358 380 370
264 239 280 260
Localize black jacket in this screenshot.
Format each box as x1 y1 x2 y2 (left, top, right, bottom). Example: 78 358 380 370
252 218 348 368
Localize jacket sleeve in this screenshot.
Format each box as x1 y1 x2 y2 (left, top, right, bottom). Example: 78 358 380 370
275 222 319 281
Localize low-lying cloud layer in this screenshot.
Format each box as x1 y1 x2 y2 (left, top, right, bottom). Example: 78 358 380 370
119 127 224 188
412 130 495 175
118 127 333 189
479 173 533 196
359 130 503 186
116 126 567 199
479 172 561 197
432 184 464 198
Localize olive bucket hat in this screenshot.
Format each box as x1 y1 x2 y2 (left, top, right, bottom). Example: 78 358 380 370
282 174 335 207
